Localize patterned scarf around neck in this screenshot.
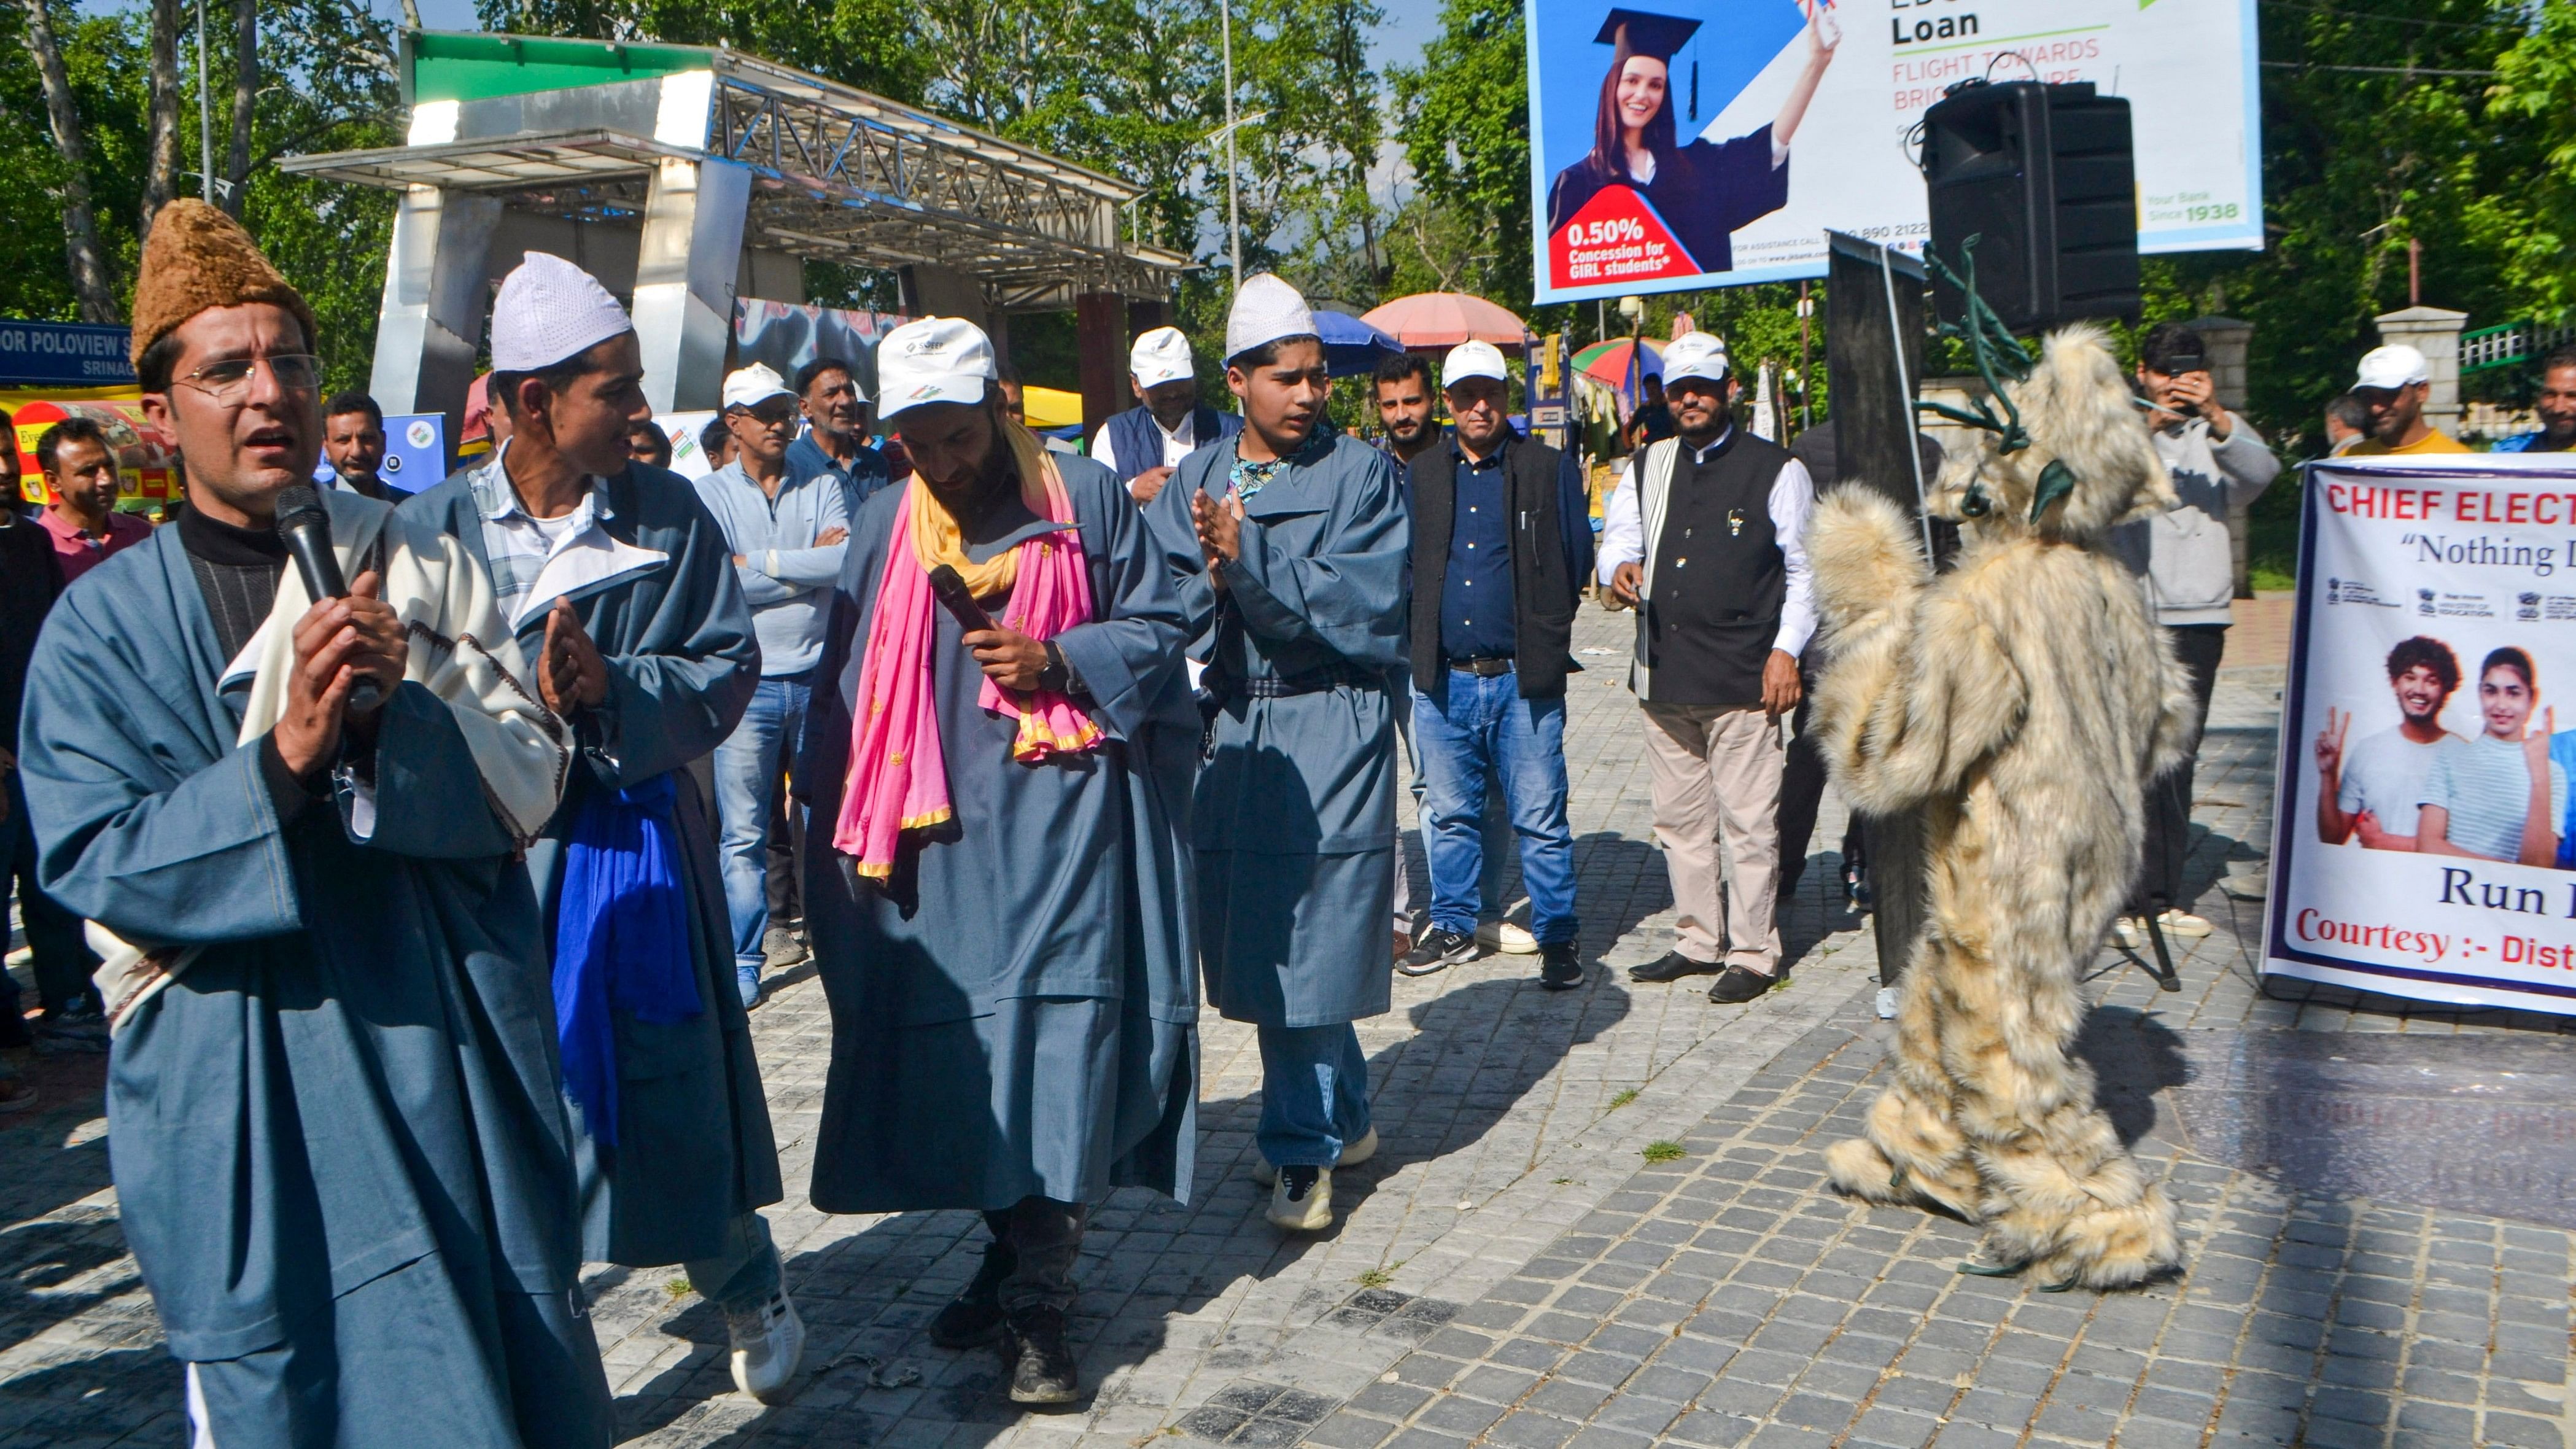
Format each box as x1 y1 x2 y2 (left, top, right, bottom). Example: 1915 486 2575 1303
1227 427 1334 501
833 441 1103 881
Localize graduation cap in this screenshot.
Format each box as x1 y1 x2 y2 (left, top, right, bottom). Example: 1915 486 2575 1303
1594 7 1704 121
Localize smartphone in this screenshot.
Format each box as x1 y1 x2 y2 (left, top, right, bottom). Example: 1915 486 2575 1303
928 565 996 635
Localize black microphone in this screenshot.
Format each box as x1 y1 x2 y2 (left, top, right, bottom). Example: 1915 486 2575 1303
273 485 382 712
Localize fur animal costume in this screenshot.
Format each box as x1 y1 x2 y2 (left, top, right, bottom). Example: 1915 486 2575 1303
1808 324 2194 1291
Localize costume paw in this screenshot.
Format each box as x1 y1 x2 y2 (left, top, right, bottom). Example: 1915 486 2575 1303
1808 487 1930 637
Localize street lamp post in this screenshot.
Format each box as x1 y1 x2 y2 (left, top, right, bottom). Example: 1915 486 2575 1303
1205 106 1269 292
1221 0 1239 289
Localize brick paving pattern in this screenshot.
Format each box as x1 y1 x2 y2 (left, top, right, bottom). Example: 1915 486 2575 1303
5 613 2574 1448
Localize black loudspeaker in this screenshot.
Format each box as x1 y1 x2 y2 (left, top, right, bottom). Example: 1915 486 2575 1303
1919 80 2139 333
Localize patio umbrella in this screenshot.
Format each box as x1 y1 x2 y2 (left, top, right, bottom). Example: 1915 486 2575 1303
1313 310 1404 378
1360 291 1528 349
1572 337 1663 389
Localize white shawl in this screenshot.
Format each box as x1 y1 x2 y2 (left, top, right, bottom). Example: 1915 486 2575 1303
92 488 568 1030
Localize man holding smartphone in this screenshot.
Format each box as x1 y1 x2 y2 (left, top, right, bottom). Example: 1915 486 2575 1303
2111 322 2280 944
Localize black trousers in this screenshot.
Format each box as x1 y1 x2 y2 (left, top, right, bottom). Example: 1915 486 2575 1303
9 771 95 1017
981 1197 1087 1313
2135 624 2228 912
764 769 804 928
1774 680 1826 901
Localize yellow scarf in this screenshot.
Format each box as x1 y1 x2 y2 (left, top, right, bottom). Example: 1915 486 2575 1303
905 421 1056 600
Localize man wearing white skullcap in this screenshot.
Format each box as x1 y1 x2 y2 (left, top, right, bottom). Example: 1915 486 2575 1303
398 252 807 1404
1141 274 1410 1235
1596 330 1818 1004
1397 340 1594 991
695 362 852 1007
794 314 1199 1406
1088 324 1241 503
2348 342 2468 456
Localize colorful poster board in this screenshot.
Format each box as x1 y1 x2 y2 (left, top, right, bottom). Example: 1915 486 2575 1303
1524 0 2263 303
2266 457 2576 1016
2 391 179 514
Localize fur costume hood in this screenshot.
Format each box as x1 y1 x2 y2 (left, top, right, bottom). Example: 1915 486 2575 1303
1925 325 2177 546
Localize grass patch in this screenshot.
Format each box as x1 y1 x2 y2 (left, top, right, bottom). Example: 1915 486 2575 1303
1642 1141 1686 1163
1608 1087 1640 1109
664 1277 692 1300
1354 1261 1404 1289
1551 1176 1573 1185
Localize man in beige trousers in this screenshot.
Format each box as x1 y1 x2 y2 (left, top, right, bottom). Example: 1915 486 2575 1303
1597 332 1817 1003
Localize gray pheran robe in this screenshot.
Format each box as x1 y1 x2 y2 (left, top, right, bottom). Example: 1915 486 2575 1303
18 521 613 1447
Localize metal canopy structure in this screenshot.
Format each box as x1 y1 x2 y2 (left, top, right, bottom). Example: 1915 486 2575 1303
281 31 1189 424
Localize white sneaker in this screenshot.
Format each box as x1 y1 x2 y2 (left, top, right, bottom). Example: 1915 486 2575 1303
724 1287 806 1403
2112 917 2146 950
2156 909 2214 938
1268 1165 1335 1232
1874 986 1899 1020
1251 1126 1377 1188
1477 921 1540 955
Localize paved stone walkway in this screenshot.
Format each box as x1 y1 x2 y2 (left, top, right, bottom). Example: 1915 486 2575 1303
6 622 2575 1449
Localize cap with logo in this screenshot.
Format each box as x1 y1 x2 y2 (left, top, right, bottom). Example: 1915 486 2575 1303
1663 331 1730 385
1130 327 1195 389
1441 340 1510 390
723 362 794 412
876 317 999 418
2354 344 2429 392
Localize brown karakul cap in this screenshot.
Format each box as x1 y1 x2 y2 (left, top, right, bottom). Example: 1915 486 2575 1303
128 199 317 369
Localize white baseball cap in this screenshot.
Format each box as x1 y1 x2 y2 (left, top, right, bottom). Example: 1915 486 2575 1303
875 316 998 418
1441 340 1509 390
2355 343 2429 391
489 251 633 373
1225 274 1317 362
1130 327 1195 389
1664 331 1730 386
722 362 794 411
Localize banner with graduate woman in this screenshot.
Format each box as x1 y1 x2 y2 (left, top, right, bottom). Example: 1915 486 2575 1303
1524 0 2264 303
2267 457 2576 1017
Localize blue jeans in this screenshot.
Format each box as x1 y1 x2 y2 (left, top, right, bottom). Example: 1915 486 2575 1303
1413 668 1580 945
712 672 812 981
1394 697 1510 931
1257 1023 1371 1168
683 1210 783 1312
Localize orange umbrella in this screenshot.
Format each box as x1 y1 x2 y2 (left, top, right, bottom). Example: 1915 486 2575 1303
1360 292 1528 350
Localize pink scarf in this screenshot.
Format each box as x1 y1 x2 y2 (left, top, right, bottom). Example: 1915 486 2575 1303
833 464 1103 880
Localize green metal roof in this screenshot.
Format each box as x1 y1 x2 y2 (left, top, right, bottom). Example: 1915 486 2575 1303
405 30 712 104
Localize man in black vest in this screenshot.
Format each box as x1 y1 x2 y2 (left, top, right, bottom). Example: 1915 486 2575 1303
1399 341 1594 990
1600 332 1817 1003
1090 325 1241 504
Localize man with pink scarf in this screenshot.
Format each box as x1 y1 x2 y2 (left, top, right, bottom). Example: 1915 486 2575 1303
795 317 1199 1405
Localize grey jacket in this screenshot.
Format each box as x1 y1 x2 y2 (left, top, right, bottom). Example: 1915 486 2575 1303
2112 415 2280 626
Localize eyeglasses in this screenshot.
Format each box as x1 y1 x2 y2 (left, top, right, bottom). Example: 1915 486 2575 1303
175 353 322 402
732 399 800 426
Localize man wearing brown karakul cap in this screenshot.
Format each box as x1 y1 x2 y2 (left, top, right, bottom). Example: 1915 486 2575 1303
15 199 612 1446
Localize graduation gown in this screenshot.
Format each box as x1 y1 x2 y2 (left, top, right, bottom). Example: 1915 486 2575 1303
1144 433 1410 1028
1545 123 1790 276
17 523 613 1448
797 454 1200 1213
400 464 782 1269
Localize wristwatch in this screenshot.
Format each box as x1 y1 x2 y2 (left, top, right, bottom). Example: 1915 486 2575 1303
1038 640 1072 694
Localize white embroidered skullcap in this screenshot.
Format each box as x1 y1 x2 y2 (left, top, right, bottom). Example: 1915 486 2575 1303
1664 331 1731 385
875 316 997 418
1130 327 1195 389
1224 274 1317 362
489 252 633 372
1441 341 1509 390
722 362 793 411
2355 343 2429 390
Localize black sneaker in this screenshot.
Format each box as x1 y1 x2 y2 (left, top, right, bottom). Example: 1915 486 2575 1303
1538 941 1584 991
1705 965 1780 1004
926 1239 1015 1349
1626 950 1721 983
1003 1302 1082 1405
1399 928 1478 977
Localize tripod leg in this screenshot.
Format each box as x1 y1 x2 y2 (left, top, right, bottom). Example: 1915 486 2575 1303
2144 912 2182 992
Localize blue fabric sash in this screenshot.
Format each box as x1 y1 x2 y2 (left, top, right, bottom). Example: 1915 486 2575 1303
553 772 703 1148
